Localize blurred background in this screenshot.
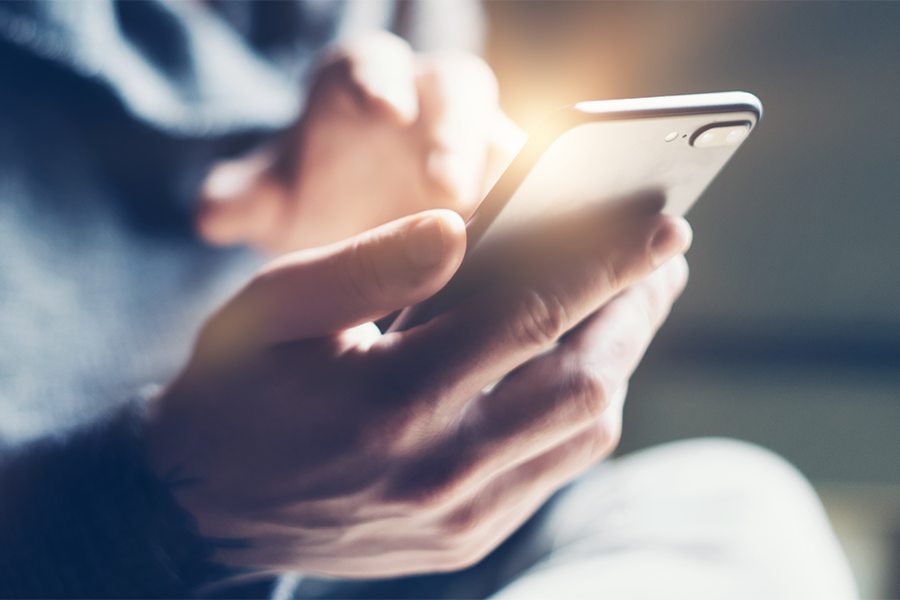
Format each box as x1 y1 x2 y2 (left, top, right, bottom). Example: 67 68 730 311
483 1 900 596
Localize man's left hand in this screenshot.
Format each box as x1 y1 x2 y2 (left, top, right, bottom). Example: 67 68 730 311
196 31 523 254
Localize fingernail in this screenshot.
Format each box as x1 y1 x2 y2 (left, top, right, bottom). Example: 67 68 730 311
405 215 446 268
662 254 690 293
650 218 693 267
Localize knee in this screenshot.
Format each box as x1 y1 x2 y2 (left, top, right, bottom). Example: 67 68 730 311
669 437 812 485
622 438 856 596
649 439 851 569
654 438 825 516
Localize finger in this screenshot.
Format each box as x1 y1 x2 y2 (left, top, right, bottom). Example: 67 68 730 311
389 260 684 502
384 386 626 572
565 253 689 352
211 210 466 346
391 212 692 406
416 53 500 211
333 31 419 124
196 149 288 248
438 386 627 551
459 257 688 473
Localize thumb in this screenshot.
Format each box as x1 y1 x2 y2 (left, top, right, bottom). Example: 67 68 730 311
223 209 467 346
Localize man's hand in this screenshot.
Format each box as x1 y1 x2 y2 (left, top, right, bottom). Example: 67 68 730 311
146 208 691 578
196 32 522 254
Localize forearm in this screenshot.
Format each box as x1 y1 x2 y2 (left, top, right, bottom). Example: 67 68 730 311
0 397 238 598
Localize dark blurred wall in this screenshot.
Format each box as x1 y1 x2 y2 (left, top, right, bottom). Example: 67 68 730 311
484 1 900 483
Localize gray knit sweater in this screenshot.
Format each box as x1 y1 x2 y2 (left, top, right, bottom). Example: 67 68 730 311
0 1 479 596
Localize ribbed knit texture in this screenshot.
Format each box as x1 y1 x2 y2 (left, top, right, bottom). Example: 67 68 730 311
0 2 353 596
0 400 243 597
0 1 480 596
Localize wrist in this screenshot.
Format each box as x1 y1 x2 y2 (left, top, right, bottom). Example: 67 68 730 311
1 389 244 596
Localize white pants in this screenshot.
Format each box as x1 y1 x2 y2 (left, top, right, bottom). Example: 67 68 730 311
288 439 858 599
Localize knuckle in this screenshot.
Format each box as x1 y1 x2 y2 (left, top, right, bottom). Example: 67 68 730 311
441 504 487 542
590 415 622 458
603 335 634 364
377 402 437 452
388 460 468 512
515 289 569 347
598 257 626 296
562 368 613 421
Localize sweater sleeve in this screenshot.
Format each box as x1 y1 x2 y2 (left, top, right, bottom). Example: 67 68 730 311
0 397 248 598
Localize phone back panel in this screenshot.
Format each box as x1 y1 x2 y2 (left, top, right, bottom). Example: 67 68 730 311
468 92 760 251
390 92 761 332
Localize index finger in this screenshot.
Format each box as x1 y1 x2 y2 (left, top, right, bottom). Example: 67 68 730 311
386 211 692 406
416 53 500 211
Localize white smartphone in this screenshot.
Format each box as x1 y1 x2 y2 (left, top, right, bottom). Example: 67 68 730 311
389 91 762 332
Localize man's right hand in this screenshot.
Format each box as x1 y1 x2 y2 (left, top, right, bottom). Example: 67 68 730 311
146 208 691 579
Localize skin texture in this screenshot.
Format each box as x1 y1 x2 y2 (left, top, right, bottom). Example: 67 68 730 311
196 31 523 254
148 209 691 579
147 32 693 581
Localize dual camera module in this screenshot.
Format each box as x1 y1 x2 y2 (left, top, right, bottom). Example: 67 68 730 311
666 122 751 147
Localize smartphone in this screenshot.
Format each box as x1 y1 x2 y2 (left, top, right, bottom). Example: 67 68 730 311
388 91 762 332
